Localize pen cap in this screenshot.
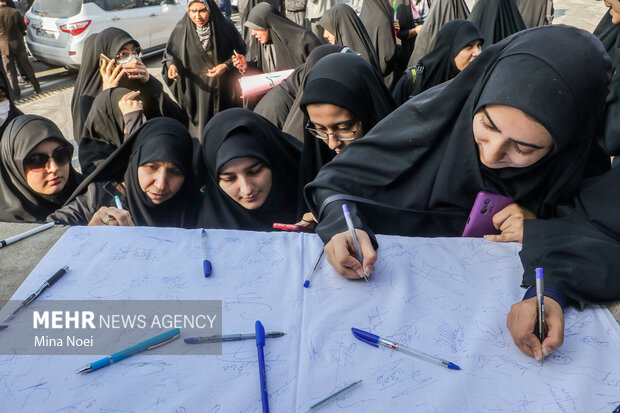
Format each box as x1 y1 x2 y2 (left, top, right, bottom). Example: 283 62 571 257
536 267 544 279
255 321 265 346
203 260 212 277
351 328 379 347
342 203 351 216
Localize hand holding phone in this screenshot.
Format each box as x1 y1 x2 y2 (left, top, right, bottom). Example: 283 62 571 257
462 191 514 238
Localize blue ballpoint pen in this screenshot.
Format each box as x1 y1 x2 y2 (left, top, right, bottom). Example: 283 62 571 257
256 320 269 413
201 229 212 277
351 328 461 370
536 267 546 366
76 328 180 373
303 248 324 288
342 204 369 282
114 195 123 210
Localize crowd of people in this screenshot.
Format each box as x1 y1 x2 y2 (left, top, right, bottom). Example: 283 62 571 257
0 0 618 363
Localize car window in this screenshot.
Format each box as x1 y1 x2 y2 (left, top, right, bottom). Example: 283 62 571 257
101 0 141 11
31 0 83 18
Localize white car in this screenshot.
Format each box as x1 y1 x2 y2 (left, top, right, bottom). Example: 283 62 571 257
25 0 188 69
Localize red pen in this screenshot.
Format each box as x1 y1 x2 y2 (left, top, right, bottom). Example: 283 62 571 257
272 223 314 233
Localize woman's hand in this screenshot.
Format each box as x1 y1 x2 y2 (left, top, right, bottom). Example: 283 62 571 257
324 229 377 280
507 296 564 361
121 58 150 83
88 206 134 227
207 63 228 78
100 59 125 90
232 53 247 71
167 63 180 81
485 203 536 243
393 20 400 31
295 212 316 229
117 90 143 116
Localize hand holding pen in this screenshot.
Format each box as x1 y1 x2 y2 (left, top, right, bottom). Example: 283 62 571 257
232 50 247 74
506 268 564 362
323 204 377 280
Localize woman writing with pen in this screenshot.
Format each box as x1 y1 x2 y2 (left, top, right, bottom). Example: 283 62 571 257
303 26 611 280
48 118 200 229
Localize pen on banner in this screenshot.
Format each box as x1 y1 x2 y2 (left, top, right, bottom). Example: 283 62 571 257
341 203 368 282
184 331 285 344
535 267 546 366
256 320 269 413
2 266 69 324
114 195 123 210
201 229 212 277
303 379 362 412
0 222 54 248
352 328 461 370
76 328 180 373
304 248 324 288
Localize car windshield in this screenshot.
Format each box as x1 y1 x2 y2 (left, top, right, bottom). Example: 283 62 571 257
31 0 83 18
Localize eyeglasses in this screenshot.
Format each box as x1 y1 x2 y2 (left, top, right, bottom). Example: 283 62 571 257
116 48 142 64
24 145 73 172
305 120 362 142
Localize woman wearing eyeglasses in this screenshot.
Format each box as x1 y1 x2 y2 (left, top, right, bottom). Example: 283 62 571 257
71 27 184 143
198 109 301 231
0 115 82 223
48 118 200 229
296 52 396 229
305 26 611 280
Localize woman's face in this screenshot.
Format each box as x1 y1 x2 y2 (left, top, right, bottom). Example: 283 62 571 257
116 42 141 65
323 29 336 44
605 0 620 24
454 40 483 71
137 161 185 204
251 29 269 44
24 139 72 195
218 157 272 210
473 105 553 169
188 1 210 27
305 103 364 155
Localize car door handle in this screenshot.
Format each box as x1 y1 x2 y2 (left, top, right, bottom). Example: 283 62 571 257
149 14 158 17
112 17 121 21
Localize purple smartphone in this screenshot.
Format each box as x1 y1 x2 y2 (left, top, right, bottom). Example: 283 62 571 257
462 191 515 238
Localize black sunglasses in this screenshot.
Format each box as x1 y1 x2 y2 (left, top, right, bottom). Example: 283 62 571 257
24 145 73 172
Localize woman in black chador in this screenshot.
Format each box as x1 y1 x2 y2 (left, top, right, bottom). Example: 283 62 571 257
318 4 381 73
393 20 483 105
0 115 82 223
72 28 182 142
304 26 611 279
244 2 321 73
198 109 301 231
163 0 247 181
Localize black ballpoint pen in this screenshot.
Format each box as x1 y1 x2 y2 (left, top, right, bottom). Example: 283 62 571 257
2 266 69 324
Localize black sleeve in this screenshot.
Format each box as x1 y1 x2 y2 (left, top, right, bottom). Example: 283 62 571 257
78 139 117 176
396 5 412 41
47 183 109 226
314 198 379 249
520 217 620 304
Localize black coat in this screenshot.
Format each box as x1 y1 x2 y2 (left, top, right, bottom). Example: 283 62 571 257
0 116 82 222
162 0 247 182
520 165 620 304
305 26 611 244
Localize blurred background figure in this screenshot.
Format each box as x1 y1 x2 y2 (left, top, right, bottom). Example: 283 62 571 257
0 0 41 99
